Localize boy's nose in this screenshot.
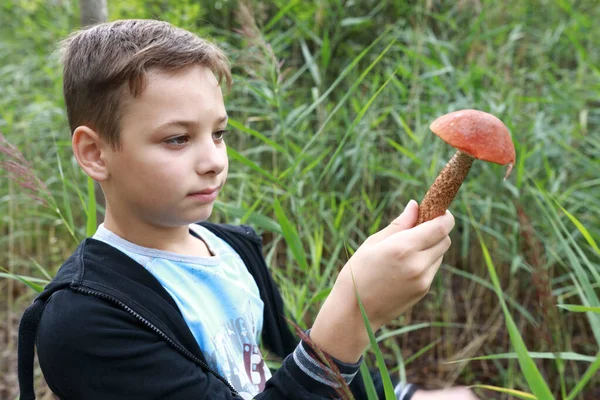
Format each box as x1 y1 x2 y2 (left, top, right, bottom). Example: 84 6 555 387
194 141 227 176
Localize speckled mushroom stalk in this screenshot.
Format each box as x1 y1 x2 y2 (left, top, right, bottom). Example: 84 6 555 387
415 109 516 225
417 150 474 225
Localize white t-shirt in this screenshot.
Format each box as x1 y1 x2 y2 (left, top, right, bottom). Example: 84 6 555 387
93 223 271 399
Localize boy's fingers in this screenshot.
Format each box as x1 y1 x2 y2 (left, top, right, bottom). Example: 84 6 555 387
422 254 444 284
401 210 455 251
420 235 451 265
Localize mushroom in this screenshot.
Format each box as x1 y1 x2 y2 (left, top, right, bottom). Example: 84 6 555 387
416 109 516 225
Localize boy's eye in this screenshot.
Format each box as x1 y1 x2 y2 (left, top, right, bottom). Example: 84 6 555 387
213 130 229 141
164 135 189 146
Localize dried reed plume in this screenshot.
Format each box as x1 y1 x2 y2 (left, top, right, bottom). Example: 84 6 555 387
288 318 355 399
0 132 51 207
234 1 286 84
516 201 563 352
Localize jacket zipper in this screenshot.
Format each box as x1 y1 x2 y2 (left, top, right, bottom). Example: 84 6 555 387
73 286 239 395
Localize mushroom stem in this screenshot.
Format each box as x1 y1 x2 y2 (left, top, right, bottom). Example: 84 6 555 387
417 150 474 225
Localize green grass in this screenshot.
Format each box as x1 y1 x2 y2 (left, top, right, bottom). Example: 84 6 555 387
1 0 599 399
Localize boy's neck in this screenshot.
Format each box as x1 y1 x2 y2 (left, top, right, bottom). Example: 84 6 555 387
102 210 213 258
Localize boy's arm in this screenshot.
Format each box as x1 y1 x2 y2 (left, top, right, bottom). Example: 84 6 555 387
36 289 359 400
311 200 454 363
310 200 479 400
411 387 480 399
38 290 238 400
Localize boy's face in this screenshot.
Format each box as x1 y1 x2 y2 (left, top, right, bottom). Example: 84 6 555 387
101 65 229 228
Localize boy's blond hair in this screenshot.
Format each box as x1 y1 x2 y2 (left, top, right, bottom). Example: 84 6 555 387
60 19 231 149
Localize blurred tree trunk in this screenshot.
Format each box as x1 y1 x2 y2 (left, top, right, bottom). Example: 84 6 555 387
80 0 108 26
80 0 108 225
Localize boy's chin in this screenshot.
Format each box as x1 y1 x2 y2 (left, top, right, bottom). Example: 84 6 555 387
156 204 215 226
189 207 215 223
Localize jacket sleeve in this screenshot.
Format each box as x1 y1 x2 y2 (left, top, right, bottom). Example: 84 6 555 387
36 289 360 400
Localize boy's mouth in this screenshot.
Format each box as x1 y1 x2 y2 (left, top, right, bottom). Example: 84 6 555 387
187 187 220 203
190 187 219 195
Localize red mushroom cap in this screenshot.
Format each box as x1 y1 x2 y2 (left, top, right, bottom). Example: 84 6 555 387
430 109 516 168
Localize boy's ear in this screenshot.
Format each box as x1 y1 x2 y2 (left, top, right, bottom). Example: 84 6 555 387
72 126 110 182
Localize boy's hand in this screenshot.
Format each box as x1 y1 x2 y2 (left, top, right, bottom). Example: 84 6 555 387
412 387 480 400
338 199 454 329
310 200 455 362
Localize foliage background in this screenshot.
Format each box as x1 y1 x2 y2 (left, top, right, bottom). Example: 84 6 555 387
1 0 599 398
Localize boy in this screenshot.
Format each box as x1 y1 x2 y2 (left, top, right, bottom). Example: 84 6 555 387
18 20 478 400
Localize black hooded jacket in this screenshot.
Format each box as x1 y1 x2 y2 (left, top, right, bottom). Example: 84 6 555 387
18 222 382 399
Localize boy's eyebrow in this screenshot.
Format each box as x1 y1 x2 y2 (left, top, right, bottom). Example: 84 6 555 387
153 115 229 133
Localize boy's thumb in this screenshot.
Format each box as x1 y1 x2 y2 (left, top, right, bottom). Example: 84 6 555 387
372 200 419 241
390 199 419 231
